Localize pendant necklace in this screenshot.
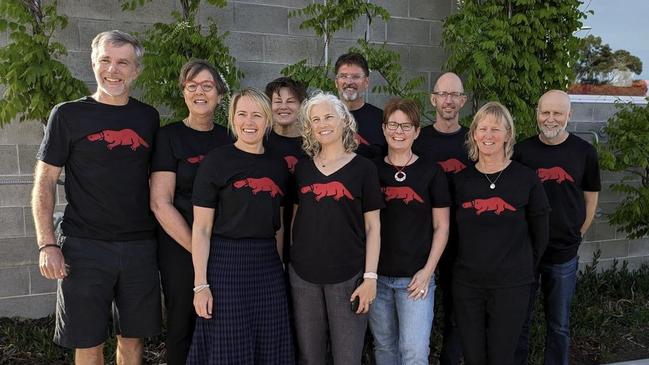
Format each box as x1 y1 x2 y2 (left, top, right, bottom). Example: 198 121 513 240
483 169 504 189
386 152 413 182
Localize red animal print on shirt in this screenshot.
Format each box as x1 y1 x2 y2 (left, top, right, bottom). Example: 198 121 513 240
233 177 284 197
187 155 205 164
284 155 298 173
301 181 353 202
382 186 424 204
355 133 370 146
462 197 516 215
438 158 466 173
86 129 150 151
537 167 574 184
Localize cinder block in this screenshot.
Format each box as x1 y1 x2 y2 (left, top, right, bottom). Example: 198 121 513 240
598 183 623 204
628 238 649 257
0 120 44 145
387 18 430 45
197 2 234 30
369 18 387 43
112 0 176 24
234 0 311 7
226 32 264 62
372 0 409 17
429 20 443 46
333 18 366 41
0 293 56 319
0 207 25 237
288 13 316 37
0 267 29 297
601 170 634 184
61 50 94 83
577 241 595 262
330 39 362 66
29 265 57 294
587 239 629 259
410 45 445 72
78 20 150 52
238 62 287 89
621 256 649 271
589 221 618 242
18 145 39 175
409 0 452 21
0 184 31 207
0 145 19 175
569 103 593 122
592 103 618 123
596 201 618 216
52 17 80 51
0 237 38 268
55 0 116 21
367 94 392 110
234 3 288 35
263 36 320 65
23 205 66 239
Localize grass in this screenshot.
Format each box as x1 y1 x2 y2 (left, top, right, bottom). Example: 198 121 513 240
1 252 648 365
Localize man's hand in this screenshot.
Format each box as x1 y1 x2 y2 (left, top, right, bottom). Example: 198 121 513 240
39 246 67 280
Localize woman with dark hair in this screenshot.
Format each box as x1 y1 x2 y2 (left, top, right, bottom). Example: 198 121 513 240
188 88 294 364
149 59 231 364
451 101 549 365
369 98 450 365
290 92 383 364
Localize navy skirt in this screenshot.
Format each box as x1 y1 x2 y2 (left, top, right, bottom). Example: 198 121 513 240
187 237 294 365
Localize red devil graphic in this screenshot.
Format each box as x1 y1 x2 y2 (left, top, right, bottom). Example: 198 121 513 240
355 133 370 146
187 155 205 164
301 181 353 201
86 129 149 151
462 197 516 215
233 177 284 197
537 167 574 183
284 155 298 173
438 158 466 174
382 186 424 204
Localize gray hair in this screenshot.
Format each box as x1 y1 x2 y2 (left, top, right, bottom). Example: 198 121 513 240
300 92 358 157
91 30 144 69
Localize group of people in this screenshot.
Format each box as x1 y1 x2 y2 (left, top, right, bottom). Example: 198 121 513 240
32 30 600 365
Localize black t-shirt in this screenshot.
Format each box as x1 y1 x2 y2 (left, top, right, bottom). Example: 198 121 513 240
264 130 307 174
37 96 159 241
450 161 550 288
375 157 451 277
351 103 386 159
192 144 289 239
291 155 385 284
513 133 601 264
151 121 232 224
412 125 471 174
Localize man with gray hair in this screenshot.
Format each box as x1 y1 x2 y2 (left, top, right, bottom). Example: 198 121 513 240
32 30 161 364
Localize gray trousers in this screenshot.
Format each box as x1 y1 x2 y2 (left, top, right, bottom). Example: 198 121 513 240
289 265 368 365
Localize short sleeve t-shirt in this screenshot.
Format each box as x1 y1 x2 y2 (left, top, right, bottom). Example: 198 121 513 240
351 103 386 159
37 96 159 241
450 161 550 288
264 130 307 174
192 144 289 239
412 125 471 174
291 155 385 284
151 121 232 224
513 133 601 264
376 157 450 277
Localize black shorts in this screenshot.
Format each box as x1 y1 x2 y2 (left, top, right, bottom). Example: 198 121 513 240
54 236 162 349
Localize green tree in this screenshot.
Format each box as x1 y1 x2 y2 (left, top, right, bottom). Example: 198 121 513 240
612 49 643 75
443 0 586 138
597 102 649 239
574 35 643 84
0 0 89 126
120 0 243 125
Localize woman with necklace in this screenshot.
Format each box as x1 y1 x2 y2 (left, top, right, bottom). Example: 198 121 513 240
290 92 383 364
368 98 451 365
450 101 550 365
188 88 293 364
150 60 231 365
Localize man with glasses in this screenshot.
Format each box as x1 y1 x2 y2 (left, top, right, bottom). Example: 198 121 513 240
334 52 386 158
32 30 161 364
413 72 469 365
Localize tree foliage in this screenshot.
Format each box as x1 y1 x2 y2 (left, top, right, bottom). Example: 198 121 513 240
443 0 585 138
121 0 241 125
597 102 649 239
574 35 643 84
0 0 89 126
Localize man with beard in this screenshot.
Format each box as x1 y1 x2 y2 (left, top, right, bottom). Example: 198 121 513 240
513 90 600 365
334 53 386 158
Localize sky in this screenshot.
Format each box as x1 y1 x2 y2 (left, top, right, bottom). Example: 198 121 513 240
578 0 649 79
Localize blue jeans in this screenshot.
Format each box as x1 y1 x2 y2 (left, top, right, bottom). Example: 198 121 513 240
369 275 436 365
515 256 578 365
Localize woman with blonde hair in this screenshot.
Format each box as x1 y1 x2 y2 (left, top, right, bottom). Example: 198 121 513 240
188 88 294 364
290 92 383 364
450 101 550 365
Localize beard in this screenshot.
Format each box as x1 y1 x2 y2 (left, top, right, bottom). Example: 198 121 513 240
340 87 362 102
539 123 567 140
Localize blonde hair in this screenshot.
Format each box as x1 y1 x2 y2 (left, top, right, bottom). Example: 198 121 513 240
465 101 516 161
227 88 273 138
299 92 358 157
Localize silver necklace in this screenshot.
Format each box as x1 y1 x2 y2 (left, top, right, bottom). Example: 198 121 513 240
386 152 413 182
483 169 504 189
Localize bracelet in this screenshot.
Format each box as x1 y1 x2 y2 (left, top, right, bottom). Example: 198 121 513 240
38 244 61 252
363 272 378 280
193 284 210 294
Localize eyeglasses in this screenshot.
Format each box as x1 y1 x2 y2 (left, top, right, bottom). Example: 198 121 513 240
384 121 415 132
184 81 216 93
432 91 465 100
336 74 365 81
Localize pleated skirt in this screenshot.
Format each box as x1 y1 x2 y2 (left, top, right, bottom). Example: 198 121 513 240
187 237 295 365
